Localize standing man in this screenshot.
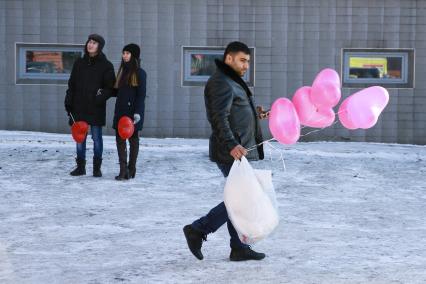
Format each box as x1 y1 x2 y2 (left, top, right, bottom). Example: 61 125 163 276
183 41 267 261
64 34 115 177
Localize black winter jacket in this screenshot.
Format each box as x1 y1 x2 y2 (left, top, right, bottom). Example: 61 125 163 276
112 68 147 131
65 52 115 126
205 59 264 164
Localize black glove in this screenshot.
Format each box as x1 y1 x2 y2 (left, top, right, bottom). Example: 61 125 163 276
95 88 108 105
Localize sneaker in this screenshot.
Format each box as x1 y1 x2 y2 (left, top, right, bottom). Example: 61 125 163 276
229 247 266 261
183 224 207 260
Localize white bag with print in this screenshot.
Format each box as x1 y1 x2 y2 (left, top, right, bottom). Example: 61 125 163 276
224 157 279 244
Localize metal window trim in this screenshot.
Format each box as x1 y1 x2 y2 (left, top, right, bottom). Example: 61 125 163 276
340 48 415 89
181 45 255 87
15 42 84 85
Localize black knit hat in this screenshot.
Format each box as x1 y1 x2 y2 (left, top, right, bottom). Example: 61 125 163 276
86 34 105 52
123 43 140 60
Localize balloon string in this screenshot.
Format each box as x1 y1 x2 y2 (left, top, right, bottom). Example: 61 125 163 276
264 141 286 171
69 112 76 124
300 120 340 137
246 138 275 152
246 139 286 171
244 108 347 171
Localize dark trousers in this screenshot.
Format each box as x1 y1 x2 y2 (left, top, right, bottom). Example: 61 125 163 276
76 125 102 160
191 162 249 249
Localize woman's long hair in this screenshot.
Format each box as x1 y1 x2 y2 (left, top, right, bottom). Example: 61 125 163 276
115 56 140 88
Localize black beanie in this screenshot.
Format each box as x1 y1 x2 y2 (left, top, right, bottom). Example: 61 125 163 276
86 34 105 52
123 43 140 60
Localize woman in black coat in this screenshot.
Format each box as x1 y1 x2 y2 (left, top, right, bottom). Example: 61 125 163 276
64 34 115 177
112 43 147 180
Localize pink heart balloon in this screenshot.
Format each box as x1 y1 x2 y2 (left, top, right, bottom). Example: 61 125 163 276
310 68 342 108
338 86 389 130
269 98 300 145
292 86 335 128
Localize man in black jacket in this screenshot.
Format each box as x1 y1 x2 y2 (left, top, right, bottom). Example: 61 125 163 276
184 42 267 261
64 34 115 177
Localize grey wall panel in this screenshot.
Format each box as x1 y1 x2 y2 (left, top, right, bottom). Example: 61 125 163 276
0 0 425 144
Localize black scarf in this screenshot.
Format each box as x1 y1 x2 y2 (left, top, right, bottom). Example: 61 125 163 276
214 58 258 117
214 59 253 97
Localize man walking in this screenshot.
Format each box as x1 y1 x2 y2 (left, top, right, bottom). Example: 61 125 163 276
64 34 115 177
183 41 267 261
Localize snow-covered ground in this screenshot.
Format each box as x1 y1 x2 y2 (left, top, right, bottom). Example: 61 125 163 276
0 130 425 284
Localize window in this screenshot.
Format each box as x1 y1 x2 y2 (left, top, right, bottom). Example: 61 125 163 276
341 48 414 88
16 43 84 85
181 46 255 87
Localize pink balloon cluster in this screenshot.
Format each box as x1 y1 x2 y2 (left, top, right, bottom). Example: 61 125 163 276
268 69 389 145
293 68 341 128
269 68 341 145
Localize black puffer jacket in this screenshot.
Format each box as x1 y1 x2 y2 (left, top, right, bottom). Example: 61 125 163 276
205 59 264 164
65 52 115 126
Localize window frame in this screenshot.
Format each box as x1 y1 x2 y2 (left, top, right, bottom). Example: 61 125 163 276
341 48 415 89
181 46 255 87
15 42 84 85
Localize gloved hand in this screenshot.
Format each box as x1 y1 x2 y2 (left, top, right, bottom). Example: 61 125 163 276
133 113 141 125
95 89 105 105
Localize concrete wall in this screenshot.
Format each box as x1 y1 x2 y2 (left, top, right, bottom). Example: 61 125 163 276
0 0 425 144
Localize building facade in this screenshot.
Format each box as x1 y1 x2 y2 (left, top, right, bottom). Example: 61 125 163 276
1 0 425 144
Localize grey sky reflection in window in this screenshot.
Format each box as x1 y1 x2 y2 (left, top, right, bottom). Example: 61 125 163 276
190 54 222 76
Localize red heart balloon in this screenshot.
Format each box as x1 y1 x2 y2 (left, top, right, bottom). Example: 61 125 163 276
71 121 89 143
118 116 135 139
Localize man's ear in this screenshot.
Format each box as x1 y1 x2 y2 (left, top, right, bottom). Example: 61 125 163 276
224 54 232 64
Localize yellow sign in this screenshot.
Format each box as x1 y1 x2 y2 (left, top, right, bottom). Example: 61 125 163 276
349 57 388 77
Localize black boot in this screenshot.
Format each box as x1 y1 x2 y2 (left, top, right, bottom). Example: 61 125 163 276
229 247 266 261
115 162 129 180
93 157 102 177
183 224 207 260
128 132 139 179
115 133 129 180
70 158 86 176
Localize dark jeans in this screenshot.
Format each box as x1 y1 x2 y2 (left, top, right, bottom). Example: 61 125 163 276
191 162 249 249
76 125 103 160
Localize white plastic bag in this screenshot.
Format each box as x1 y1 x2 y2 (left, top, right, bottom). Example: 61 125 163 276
224 157 279 244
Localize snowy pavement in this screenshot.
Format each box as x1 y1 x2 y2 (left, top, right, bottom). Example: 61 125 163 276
0 130 425 284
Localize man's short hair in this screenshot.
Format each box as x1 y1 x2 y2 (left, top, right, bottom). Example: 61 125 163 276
223 41 250 60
